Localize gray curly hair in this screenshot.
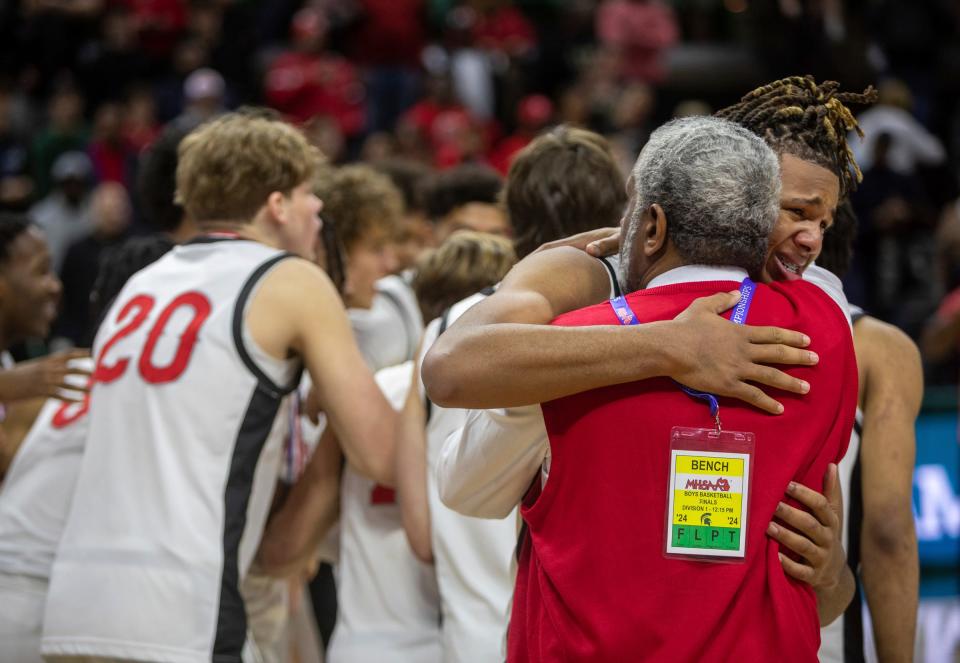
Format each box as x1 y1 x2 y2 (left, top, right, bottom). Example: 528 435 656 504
619 116 781 292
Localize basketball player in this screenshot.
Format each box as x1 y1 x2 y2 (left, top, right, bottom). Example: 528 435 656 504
816 203 920 662
41 113 397 663
398 127 626 662
308 163 441 663
422 164 509 244
506 115 857 662
0 214 87 433
0 236 174 662
425 76 875 622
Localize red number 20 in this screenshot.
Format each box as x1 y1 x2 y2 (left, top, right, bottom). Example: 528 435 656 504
94 291 212 385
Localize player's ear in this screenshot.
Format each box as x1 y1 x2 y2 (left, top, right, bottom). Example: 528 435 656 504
643 203 668 257
265 191 288 224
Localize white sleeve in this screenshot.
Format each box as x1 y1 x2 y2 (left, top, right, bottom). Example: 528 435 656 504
803 264 852 327
436 405 549 519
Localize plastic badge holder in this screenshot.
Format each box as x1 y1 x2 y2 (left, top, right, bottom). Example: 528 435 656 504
664 426 756 564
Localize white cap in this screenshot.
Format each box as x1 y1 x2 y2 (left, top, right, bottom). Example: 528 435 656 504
184 68 225 101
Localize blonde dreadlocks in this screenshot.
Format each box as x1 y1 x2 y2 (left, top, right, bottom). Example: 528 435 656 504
716 75 877 196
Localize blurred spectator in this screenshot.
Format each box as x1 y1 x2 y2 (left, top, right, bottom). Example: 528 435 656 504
87 103 135 187
423 164 507 244
55 182 131 345
557 84 590 127
672 98 711 118
470 0 537 57
851 79 946 177
349 0 426 133
922 200 960 368
124 0 188 64
850 131 937 336
0 95 34 211
360 132 400 163
153 37 210 123
171 67 226 130
399 74 484 168
595 0 679 84
606 82 655 173
19 0 104 86
429 6 496 122
302 115 347 165
488 94 553 174
29 151 94 273
76 6 150 109
263 8 366 138
31 86 89 198
122 88 161 153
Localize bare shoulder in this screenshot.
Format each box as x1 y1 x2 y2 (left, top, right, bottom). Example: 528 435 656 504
854 316 921 368
503 246 609 288
252 256 340 311
854 316 923 407
247 256 344 358
498 246 613 315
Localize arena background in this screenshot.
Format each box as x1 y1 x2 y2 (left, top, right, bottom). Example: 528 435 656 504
0 1 957 661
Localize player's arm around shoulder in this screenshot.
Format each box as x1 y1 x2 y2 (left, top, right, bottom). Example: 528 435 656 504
855 316 921 661
422 247 618 408
247 258 397 485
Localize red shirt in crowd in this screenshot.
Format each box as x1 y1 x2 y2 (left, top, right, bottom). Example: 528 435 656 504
509 273 858 662
264 52 366 136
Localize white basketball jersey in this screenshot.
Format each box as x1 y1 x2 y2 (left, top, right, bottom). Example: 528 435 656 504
329 361 442 663
420 293 518 663
0 358 93 581
42 238 300 663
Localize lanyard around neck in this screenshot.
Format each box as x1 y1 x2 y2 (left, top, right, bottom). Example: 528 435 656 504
609 278 757 432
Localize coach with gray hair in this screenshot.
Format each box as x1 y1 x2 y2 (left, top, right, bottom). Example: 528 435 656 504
507 116 858 662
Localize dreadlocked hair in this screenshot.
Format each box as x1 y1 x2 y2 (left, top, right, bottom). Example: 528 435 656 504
716 75 877 196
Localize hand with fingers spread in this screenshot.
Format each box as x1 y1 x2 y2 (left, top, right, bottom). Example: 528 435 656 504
0 349 92 403
766 463 855 624
664 290 819 415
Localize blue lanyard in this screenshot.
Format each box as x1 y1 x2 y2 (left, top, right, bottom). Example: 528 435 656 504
609 278 756 430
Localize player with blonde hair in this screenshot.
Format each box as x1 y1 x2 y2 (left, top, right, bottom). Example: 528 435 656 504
42 113 396 663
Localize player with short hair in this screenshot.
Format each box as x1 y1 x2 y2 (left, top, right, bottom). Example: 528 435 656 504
0 213 88 477
0 235 174 663
422 164 509 243
41 113 396 663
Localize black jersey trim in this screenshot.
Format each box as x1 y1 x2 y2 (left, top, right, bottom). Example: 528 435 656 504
213 385 284 662
232 252 302 398
599 256 622 298
183 235 247 246
843 415 865 663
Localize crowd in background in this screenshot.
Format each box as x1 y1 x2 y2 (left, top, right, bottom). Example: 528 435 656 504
1 0 960 383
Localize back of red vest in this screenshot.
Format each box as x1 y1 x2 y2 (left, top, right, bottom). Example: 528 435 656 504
509 279 858 663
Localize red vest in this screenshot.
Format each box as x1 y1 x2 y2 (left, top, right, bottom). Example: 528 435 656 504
509 279 858 662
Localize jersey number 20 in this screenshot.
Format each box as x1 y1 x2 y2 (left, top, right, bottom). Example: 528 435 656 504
94 292 212 385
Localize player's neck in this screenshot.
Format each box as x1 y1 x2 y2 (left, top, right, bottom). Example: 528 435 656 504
197 221 281 249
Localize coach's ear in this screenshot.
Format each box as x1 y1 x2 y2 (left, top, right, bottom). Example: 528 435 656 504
642 203 669 257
